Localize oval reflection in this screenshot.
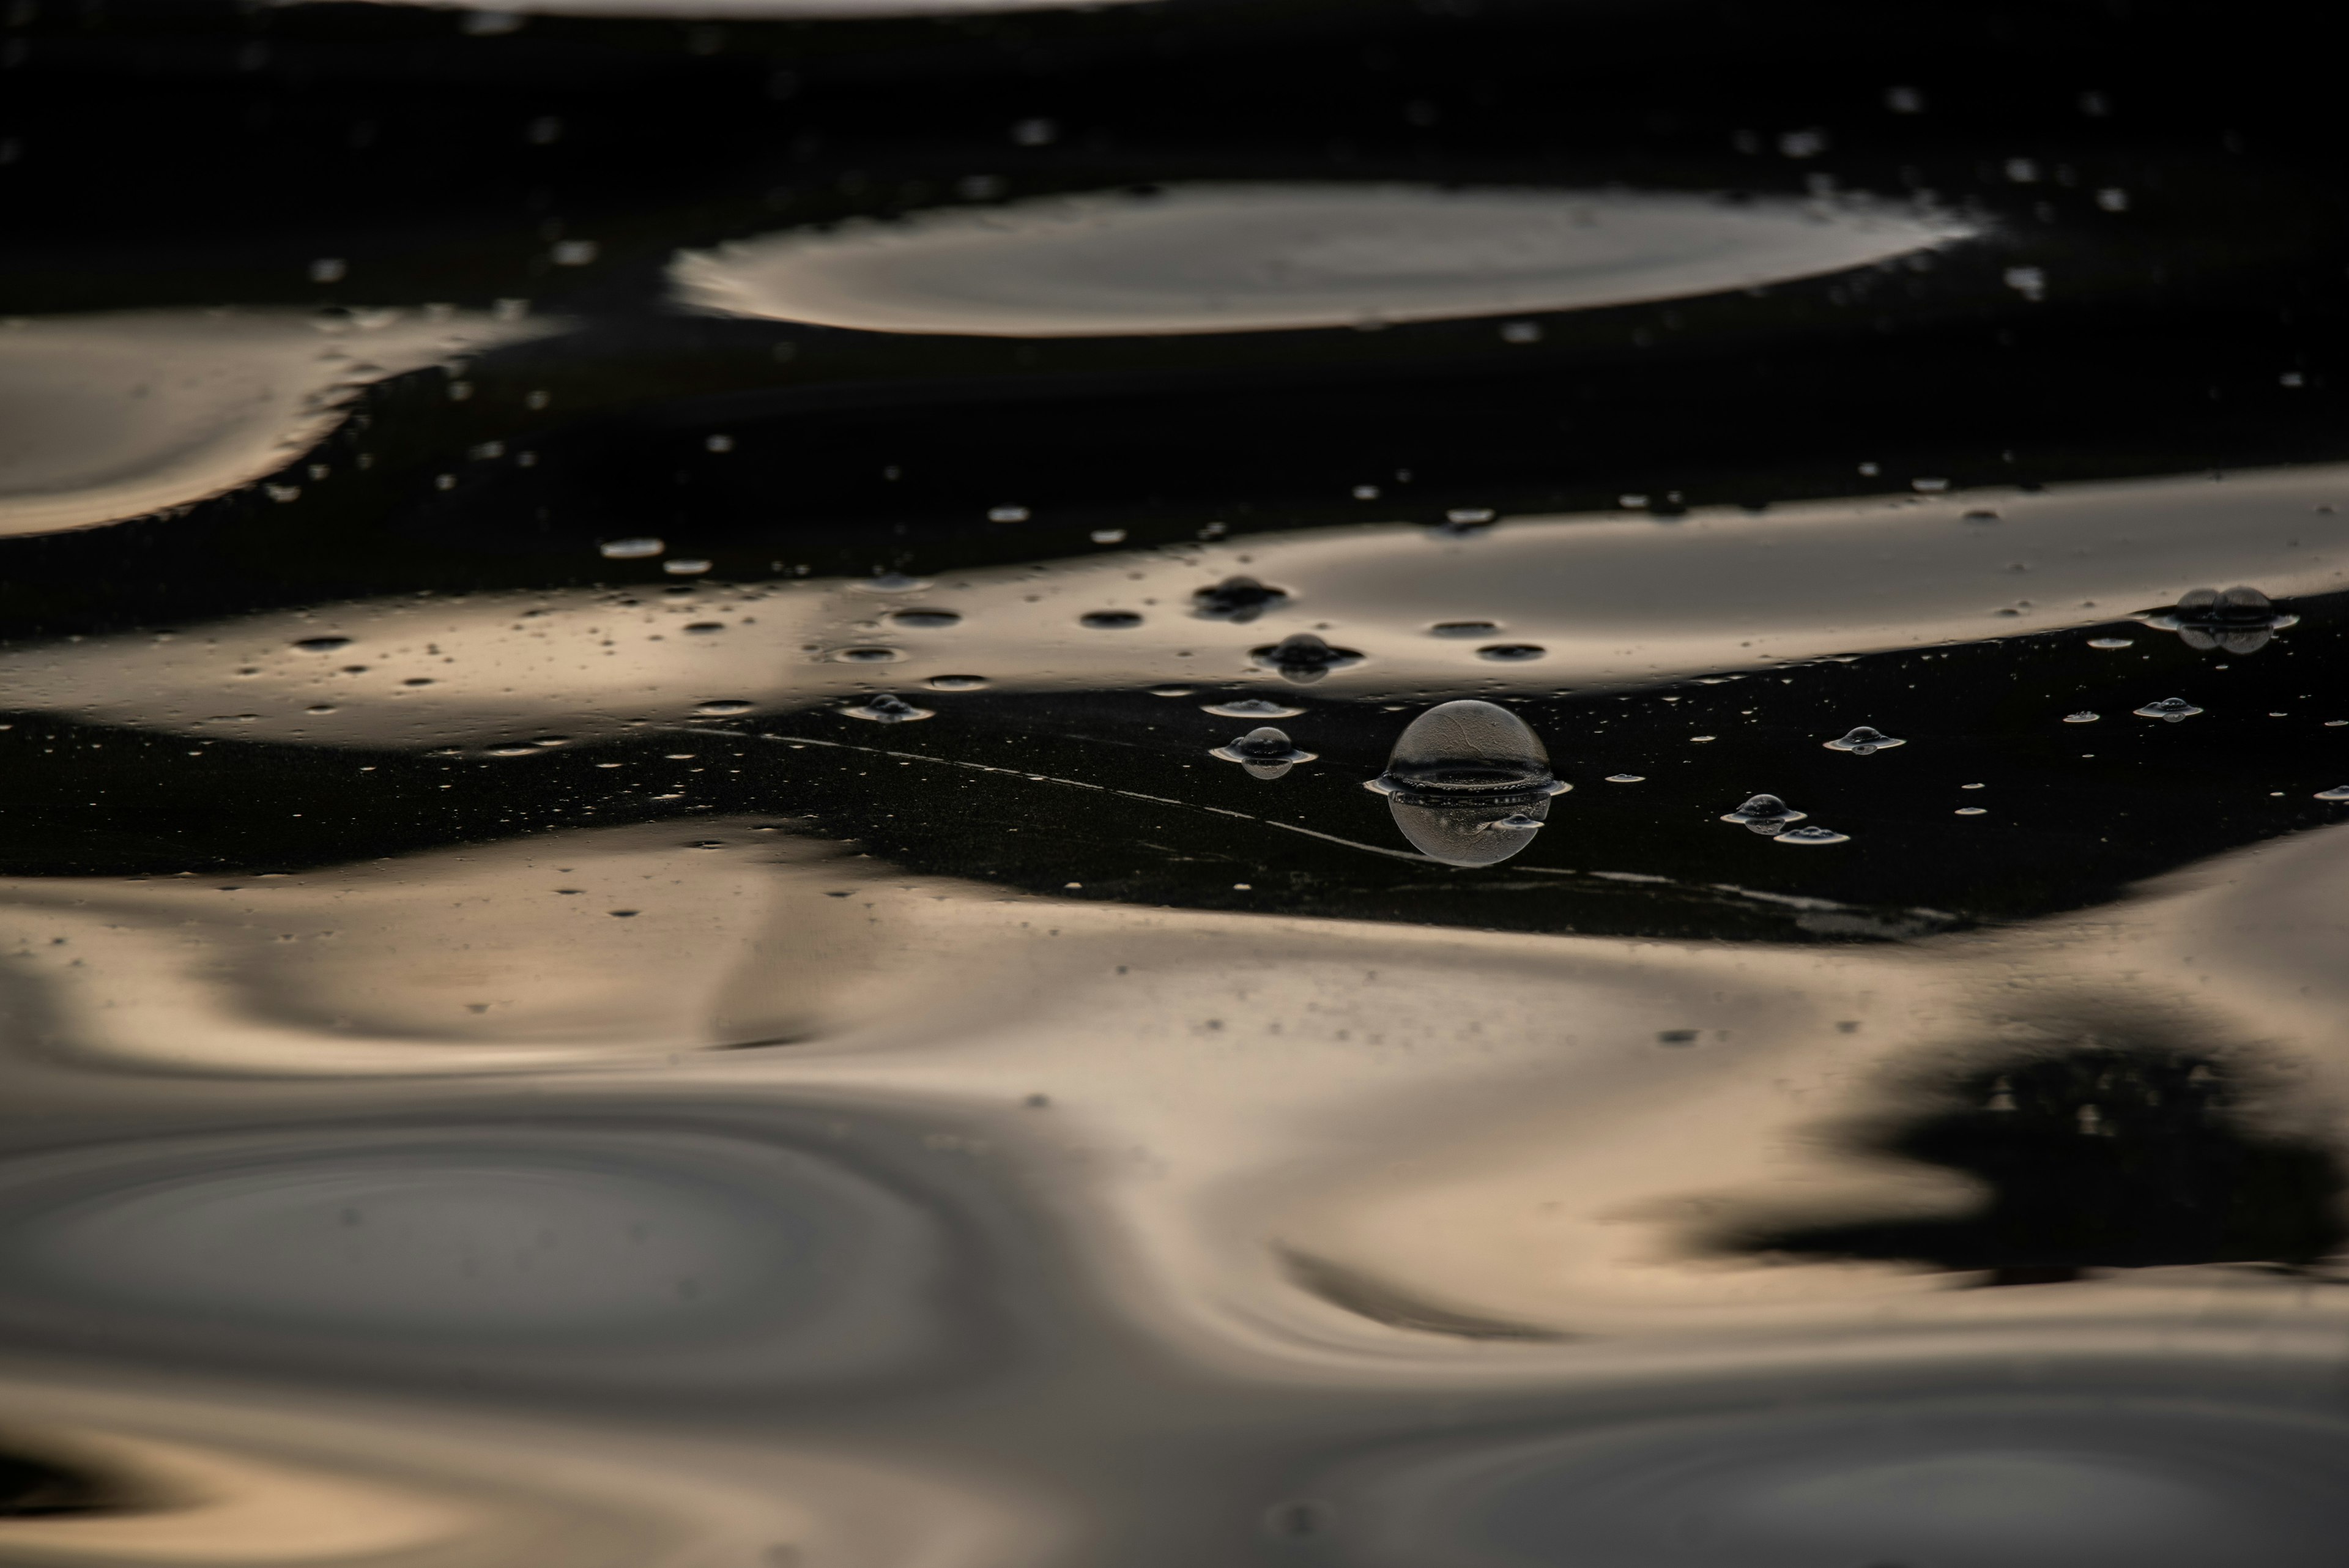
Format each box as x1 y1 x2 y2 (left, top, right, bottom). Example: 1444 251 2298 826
672 184 1976 337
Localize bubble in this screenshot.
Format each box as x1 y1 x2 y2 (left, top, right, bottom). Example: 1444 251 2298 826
1149 685 1194 697
986 505 1029 523
1606 773 1646 782
2063 712 2100 724
1720 793 1808 836
829 647 901 663
1367 700 1569 866
1956 806 1987 815
2133 697 2203 722
693 699 754 715
1203 697 1305 718
850 573 932 594
2142 585 2299 654
1476 644 1546 661
1080 610 1143 630
292 635 352 652
2087 636 2135 649
925 674 989 691
685 622 726 635
664 559 712 576
841 693 933 723
1434 507 1497 537
484 745 540 758
1430 621 1502 638
1209 726 1316 780
598 538 663 559
1251 632 1364 683
1192 576 1291 623
1825 725 1905 754
2316 787 2349 801
1775 825 1851 845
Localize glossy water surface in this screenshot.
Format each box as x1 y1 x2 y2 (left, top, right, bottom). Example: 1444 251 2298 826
6 3 2349 1564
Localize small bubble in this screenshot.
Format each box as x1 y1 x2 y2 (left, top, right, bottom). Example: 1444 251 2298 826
705 434 734 453
1477 643 1546 661
551 239 599 267
2315 787 2349 801
1352 484 1381 500
1151 685 1195 697
2087 636 2134 648
1089 528 1127 544
1912 477 1951 492
1775 825 1851 845
1720 793 1806 835
693 699 754 715
1657 1029 1699 1046
1500 320 1543 343
2063 712 2100 723
1211 726 1316 779
1825 725 1905 754
309 257 347 283
2132 697 2203 722
891 609 962 629
926 674 990 690
1081 610 1143 630
987 504 1030 523
609 908 639 917
1252 633 1364 682
1962 510 2001 524
685 622 726 634
1955 806 1987 816
841 693 933 723
1606 773 1646 783
664 559 712 576
1204 697 1304 718
830 647 902 663
1193 576 1290 622
1430 621 1501 638
293 636 352 652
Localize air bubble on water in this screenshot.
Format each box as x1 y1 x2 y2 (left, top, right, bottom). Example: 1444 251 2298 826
1192 576 1290 622
2087 636 2134 649
599 538 664 559
890 609 962 629
1150 685 1195 697
664 559 712 576
1606 773 1646 782
484 745 540 758
926 674 989 690
841 693 933 723
1824 725 1905 754
1720 793 1807 836
2312 786 2349 800
1367 702 1567 862
829 646 902 663
1477 643 1546 661
294 636 352 652
1204 697 1305 718
2063 711 2100 723
1775 825 1851 845
851 573 933 593
1252 633 1364 683
987 505 1030 523
2133 696 2203 721
1090 529 1127 544
685 622 725 634
693 699 754 715
1081 610 1143 630
2141 585 2298 653
1430 621 1501 638
1956 806 1987 815
1433 507 1496 538
1210 726 1316 779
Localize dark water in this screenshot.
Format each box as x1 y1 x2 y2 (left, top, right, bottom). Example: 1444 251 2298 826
7 2 2349 1564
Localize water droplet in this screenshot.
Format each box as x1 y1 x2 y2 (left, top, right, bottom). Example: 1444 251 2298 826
2133 697 2203 722
2316 786 2349 801
693 699 754 715
599 537 664 559
1430 620 1501 638
1192 575 1290 622
1824 725 1906 754
1203 698 1305 718
927 674 990 690
1477 643 1546 661
829 646 901 663
1080 610 1143 630
841 693 933 723
890 609 962 629
1606 773 1646 783
2087 636 2134 649
2063 711 2100 724
1775 825 1851 845
293 636 352 652
1367 699 1567 866
1251 632 1364 683
2142 585 2298 653
1209 726 1316 779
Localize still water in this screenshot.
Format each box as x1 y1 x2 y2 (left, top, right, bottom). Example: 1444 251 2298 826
5 1 2349 1564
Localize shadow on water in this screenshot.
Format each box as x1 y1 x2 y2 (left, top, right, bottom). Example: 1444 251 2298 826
1726 1039 2347 1285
